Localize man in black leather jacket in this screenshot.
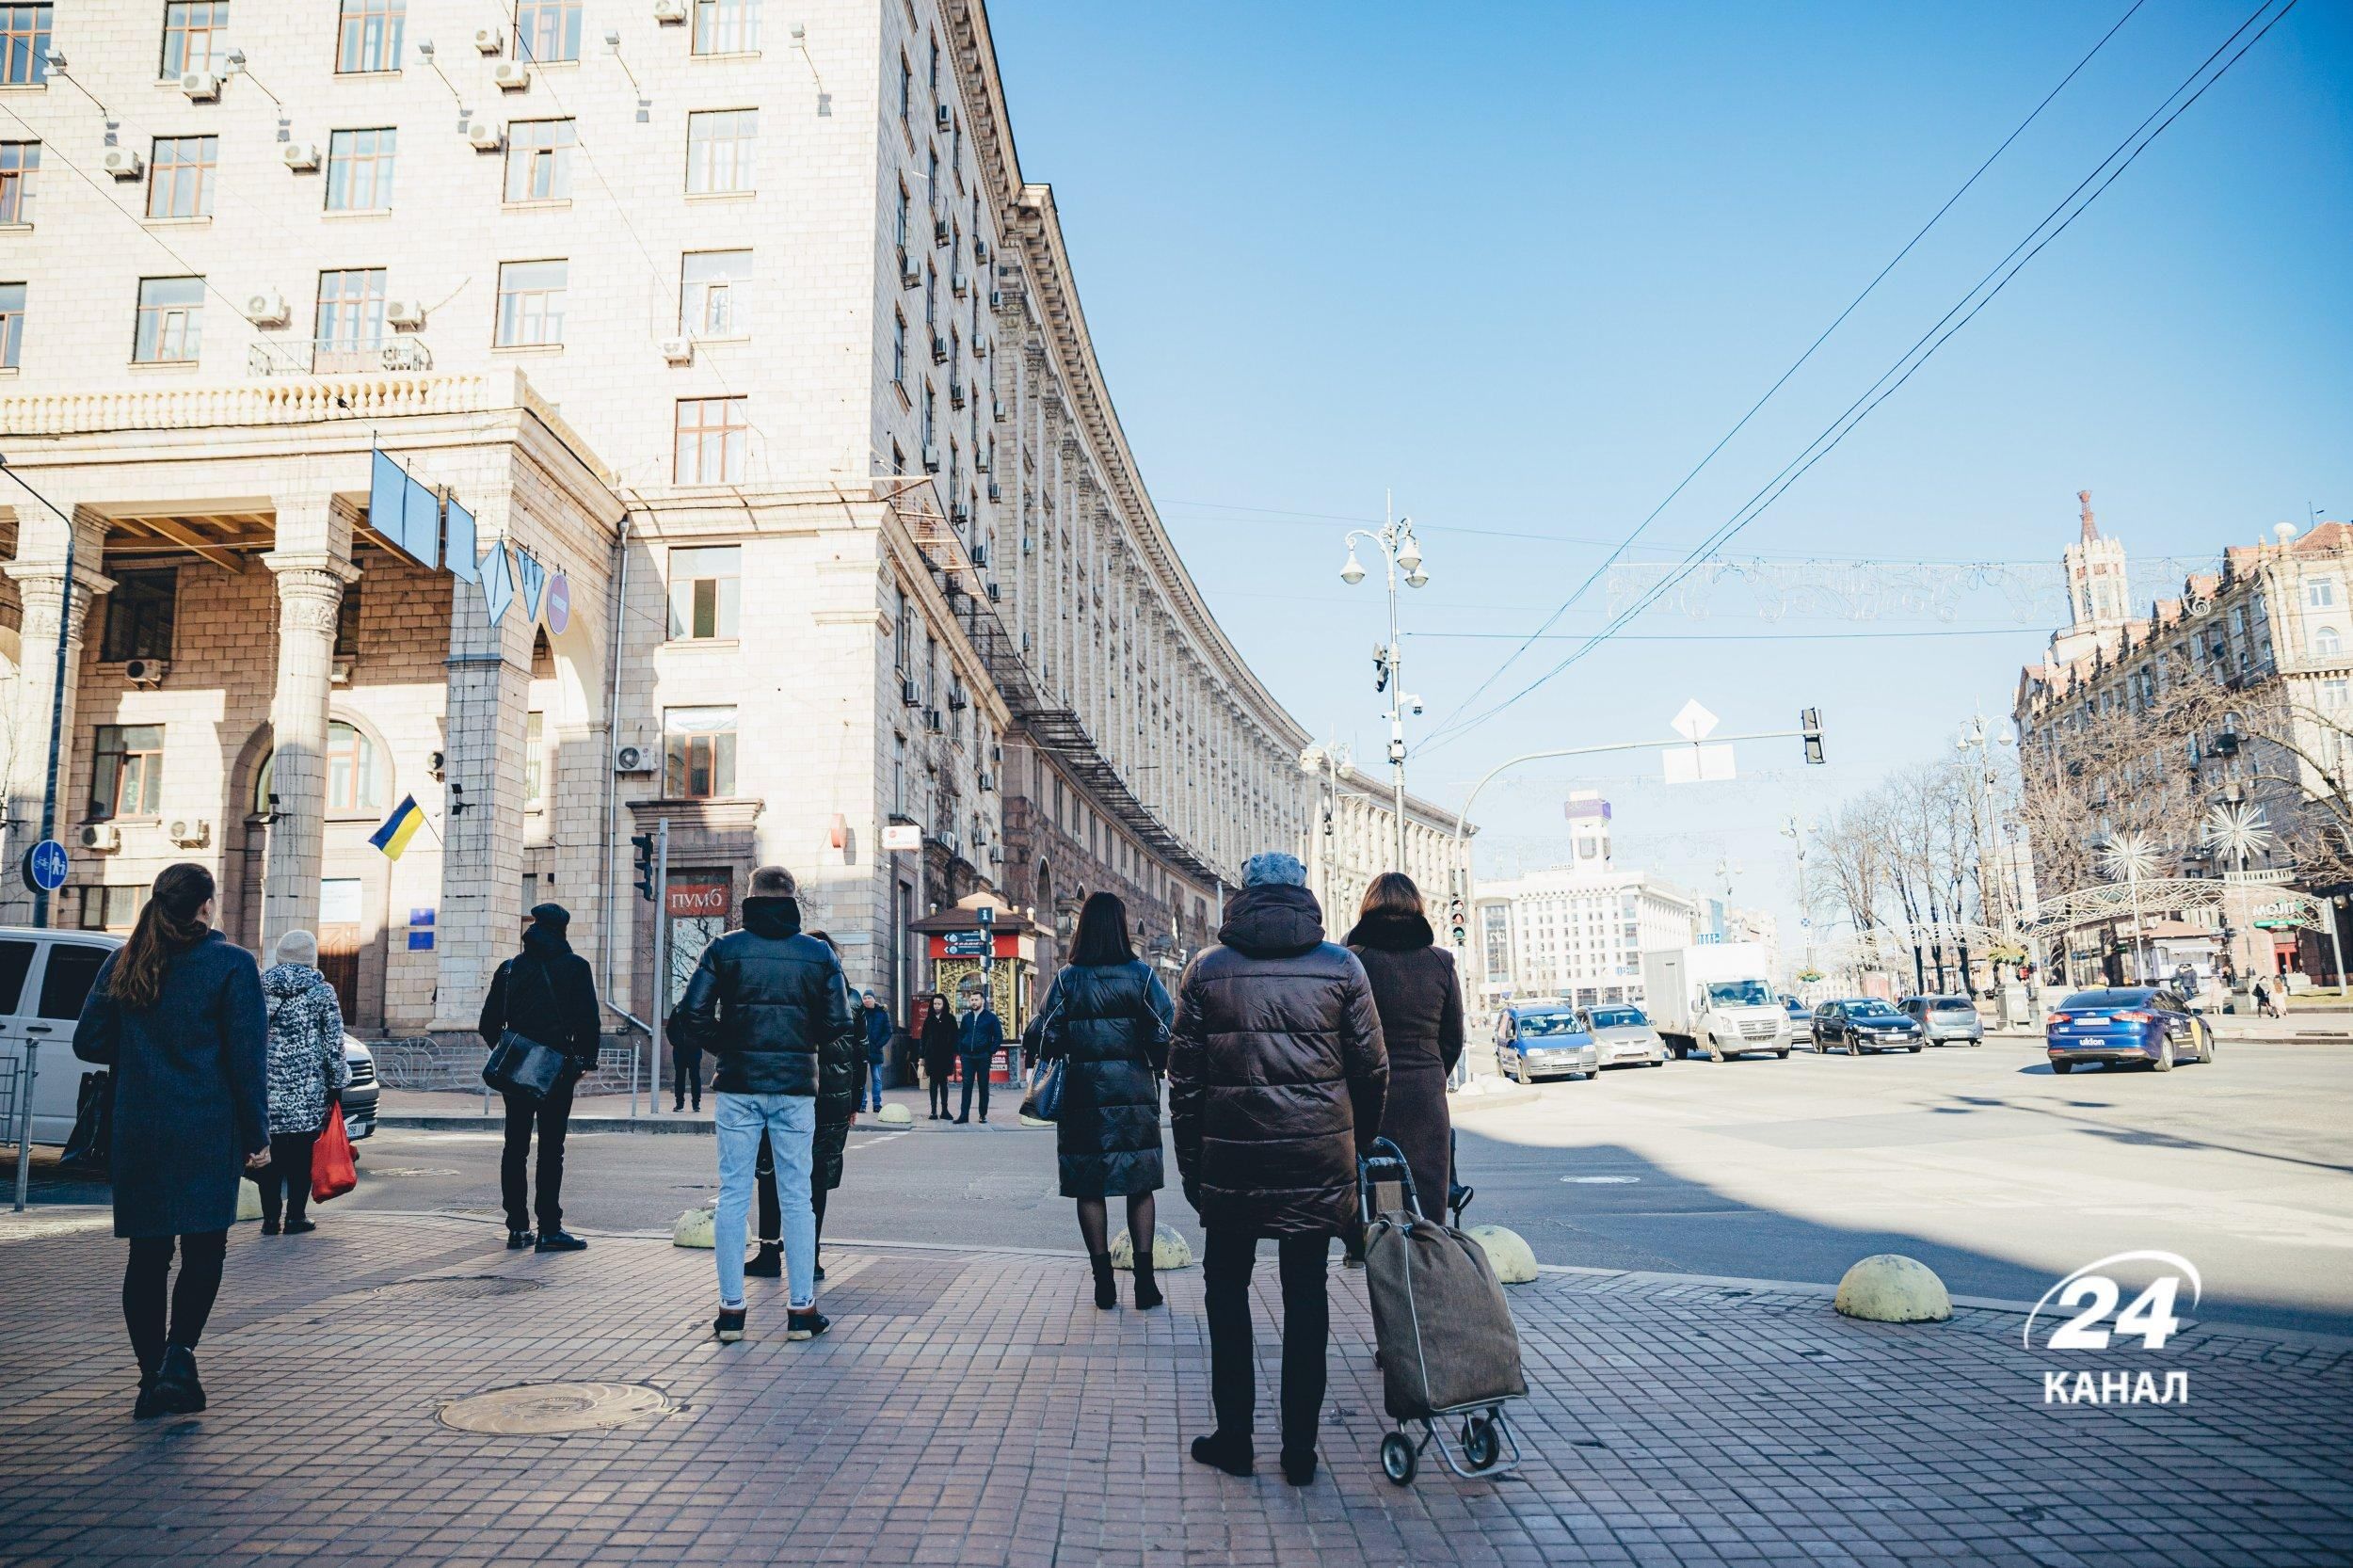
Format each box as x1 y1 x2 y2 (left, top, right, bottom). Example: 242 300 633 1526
477 903 603 1254
670 865 855 1344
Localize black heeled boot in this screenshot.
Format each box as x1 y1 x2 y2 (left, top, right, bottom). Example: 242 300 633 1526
1132 1250 1161 1311
1090 1254 1117 1310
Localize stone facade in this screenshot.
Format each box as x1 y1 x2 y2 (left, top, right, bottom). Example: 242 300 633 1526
0 2 1444 1038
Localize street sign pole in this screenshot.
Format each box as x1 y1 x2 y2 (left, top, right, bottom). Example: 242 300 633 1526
30 504 75 929
651 817 670 1115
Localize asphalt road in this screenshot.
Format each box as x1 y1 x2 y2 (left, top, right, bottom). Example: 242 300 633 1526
19 1035 2351 1336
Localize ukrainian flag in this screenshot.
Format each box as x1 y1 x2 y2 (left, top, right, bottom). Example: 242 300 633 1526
370 795 425 860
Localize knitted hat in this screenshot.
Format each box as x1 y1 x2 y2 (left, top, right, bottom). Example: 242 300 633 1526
273 929 320 968
528 902 571 931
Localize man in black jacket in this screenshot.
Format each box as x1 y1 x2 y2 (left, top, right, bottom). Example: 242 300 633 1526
477 903 602 1253
670 865 855 1344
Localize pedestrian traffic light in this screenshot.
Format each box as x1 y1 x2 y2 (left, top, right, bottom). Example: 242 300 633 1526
1801 707 1825 766
1449 898 1468 945
632 834 656 901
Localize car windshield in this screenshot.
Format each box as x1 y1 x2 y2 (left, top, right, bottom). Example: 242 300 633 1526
2060 988 2157 1011
1927 998 1975 1012
1704 980 1771 1007
1516 1011 1583 1037
1587 1006 1646 1029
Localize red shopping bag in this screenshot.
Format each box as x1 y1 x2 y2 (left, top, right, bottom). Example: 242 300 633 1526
311 1104 358 1204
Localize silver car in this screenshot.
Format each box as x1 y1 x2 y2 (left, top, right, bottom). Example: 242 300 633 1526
1579 1003 1668 1068
1899 995 1983 1047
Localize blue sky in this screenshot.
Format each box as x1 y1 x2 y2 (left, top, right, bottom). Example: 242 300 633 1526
986 1 2353 932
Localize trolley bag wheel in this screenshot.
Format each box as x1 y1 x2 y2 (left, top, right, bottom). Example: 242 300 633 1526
1461 1413 1502 1472
1380 1431 1418 1486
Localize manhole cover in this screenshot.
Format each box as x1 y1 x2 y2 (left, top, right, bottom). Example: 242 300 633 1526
439 1382 674 1434
360 1167 462 1177
362 1275 544 1304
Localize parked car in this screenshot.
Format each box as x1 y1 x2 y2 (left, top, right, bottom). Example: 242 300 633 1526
1578 1003 1668 1068
1899 994 1984 1047
1811 998 1925 1055
342 1035 378 1143
1782 995 1812 1031
2045 986 2215 1074
1493 999 1600 1083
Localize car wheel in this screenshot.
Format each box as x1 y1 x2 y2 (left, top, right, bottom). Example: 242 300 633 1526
1775 1048 1790 1060
2051 1060 2073 1074
1849 1038 1865 1056
2199 1027 2216 1064
1907 1045 1922 1053
2153 1035 2175 1073
1648 1057 1665 1067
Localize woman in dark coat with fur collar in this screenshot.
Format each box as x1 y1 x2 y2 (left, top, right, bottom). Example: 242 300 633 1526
1033 892 1176 1310
1344 872 1465 1216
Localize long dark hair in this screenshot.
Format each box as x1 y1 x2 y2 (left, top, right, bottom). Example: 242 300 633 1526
114 862 215 1012
1067 891 1136 967
1357 871 1425 923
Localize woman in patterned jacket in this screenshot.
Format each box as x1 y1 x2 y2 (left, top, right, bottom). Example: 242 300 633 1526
257 930 350 1236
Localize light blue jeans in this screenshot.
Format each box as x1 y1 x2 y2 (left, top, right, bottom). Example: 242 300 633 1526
715 1093 816 1311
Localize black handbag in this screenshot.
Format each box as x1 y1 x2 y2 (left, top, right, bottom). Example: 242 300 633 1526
1018 1058 1065 1122
59 1070 111 1170
482 962 573 1103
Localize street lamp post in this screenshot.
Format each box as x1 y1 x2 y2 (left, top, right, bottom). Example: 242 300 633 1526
1957 712 2017 995
1341 499 1427 871
1779 816 1817 974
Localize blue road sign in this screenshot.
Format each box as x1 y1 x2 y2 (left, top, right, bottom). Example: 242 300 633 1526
942 931 992 956
22 839 68 893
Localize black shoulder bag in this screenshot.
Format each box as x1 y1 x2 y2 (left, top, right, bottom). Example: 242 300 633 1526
482 961 571 1103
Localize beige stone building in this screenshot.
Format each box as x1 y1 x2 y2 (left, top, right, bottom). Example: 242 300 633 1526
0 0 1437 1043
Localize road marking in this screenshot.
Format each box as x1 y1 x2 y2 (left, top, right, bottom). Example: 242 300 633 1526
848 1132 914 1151
1561 1176 1641 1184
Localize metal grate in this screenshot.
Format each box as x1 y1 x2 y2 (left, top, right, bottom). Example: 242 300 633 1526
0 1055 20 1132
373 1038 639 1096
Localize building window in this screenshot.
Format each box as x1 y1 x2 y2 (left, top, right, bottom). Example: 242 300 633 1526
324 720 383 813
133 276 204 363
691 0 758 55
101 568 176 661
680 248 749 337
2325 679 2349 711
0 4 50 85
666 545 741 640
0 280 21 368
512 0 582 63
313 267 386 372
898 51 911 125
0 140 31 222
673 396 747 485
160 1 229 77
503 118 574 202
76 885 148 934
891 310 907 387
495 259 568 346
664 707 737 797
524 711 546 809
2316 626 2343 658
335 0 403 73
91 725 165 820
324 127 396 211
335 581 360 656
146 136 218 219
2310 581 2339 609
684 108 756 194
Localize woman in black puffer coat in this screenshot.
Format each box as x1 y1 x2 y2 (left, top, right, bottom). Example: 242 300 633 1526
1344 872 1464 1216
919 994 959 1119
1035 892 1175 1310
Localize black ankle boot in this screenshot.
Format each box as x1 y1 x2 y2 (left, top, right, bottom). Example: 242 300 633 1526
1132 1253 1161 1311
1190 1432 1254 1477
152 1345 205 1416
1090 1253 1116 1310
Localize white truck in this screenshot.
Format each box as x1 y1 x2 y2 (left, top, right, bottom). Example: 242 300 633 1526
1640 942 1792 1062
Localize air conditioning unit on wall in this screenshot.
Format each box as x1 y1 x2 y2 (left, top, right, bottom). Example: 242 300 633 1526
123 658 169 687
79 824 120 853
168 818 212 848
614 742 655 775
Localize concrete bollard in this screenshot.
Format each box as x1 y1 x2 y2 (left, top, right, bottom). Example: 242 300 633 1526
672 1204 716 1250
875 1103 914 1125
1465 1224 1539 1284
1109 1222 1194 1271
1833 1254 1952 1322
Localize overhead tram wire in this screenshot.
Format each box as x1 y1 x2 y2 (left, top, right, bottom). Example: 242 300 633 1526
1421 0 2152 741
1426 0 2303 752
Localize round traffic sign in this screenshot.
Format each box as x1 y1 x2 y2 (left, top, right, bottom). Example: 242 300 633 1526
546 572 571 635
21 839 69 894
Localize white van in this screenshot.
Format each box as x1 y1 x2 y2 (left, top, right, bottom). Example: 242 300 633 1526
0 926 378 1147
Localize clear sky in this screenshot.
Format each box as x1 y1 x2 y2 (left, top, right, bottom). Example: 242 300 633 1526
984 1 2353 937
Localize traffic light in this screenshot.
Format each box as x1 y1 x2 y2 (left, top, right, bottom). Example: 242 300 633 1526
1801 707 1826 766
632 834 656 902
1449 898 1468 946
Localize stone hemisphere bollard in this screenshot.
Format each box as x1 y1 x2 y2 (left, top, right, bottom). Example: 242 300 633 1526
1465 1224 1539 1284
1833 1253 1952 1322
875 1103 914 1125
672 1203 717 1250
1109 1222 1195 1272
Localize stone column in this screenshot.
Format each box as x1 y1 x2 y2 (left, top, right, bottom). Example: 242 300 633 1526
433 544 534 1035
2 500 111 928
259 549 359 953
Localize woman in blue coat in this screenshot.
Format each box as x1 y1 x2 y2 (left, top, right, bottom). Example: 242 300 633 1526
73 863 269 1419
1034 892 1175 1311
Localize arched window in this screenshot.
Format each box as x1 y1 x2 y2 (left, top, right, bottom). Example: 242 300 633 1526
255 720 388 817
2316 627 2343 657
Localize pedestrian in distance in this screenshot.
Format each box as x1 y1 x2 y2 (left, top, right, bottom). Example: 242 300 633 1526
1170 851 1387 1487
860 991 891 1112
670 1015 705 1113
1344 872 1464 1226
671 865 852 1344
72 863 268 1420
256 930 351 1237
953 987 1005 1124
477 903 602 1254
1033 891 1176 1311
920 993 958 1118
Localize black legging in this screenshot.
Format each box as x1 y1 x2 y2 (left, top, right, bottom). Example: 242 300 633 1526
122 1231 228 1375
753 1131 831 1257
928 1072 952 1117
670 1041 704 1109
1202 1230 1331 1463
256 1130 318 1227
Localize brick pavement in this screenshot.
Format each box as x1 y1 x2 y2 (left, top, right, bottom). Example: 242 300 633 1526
1 1213 2349 1567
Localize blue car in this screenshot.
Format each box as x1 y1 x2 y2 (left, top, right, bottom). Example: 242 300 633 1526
1493 1000 1600 1083
2045 986 2216 1074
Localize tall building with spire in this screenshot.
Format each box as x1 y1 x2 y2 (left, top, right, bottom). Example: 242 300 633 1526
2051 489 2133 666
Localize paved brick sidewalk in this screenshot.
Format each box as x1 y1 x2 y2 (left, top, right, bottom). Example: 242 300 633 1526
1 1215 2348 1567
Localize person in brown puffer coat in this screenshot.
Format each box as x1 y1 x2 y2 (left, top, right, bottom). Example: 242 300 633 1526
1344 872 1464 1219
1170 852 1386 1489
